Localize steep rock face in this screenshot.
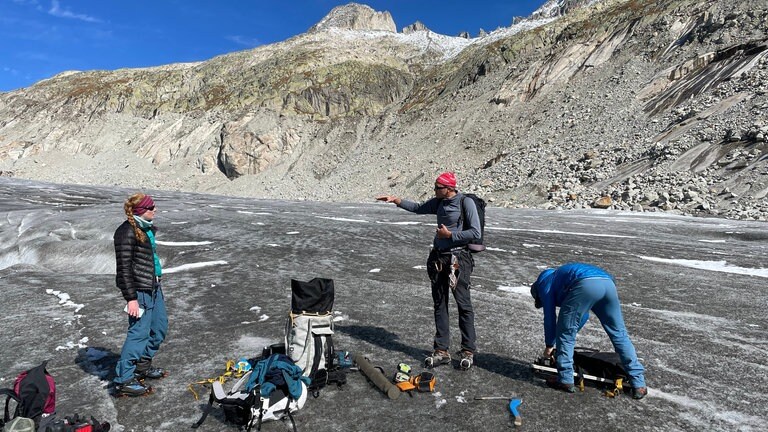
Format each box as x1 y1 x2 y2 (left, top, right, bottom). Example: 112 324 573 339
308 3 396 33
0 27 419 179
217 115 301 179
1 0 767 220
402 21 429 34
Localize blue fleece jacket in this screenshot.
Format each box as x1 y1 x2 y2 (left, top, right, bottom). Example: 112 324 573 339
245 354 310 399
532 263 613 347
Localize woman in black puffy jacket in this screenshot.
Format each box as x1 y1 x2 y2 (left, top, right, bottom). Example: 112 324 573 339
112 193 168 397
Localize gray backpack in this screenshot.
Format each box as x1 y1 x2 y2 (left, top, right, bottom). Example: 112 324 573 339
284 278 337 395
285 312 335 381
4 417 35 432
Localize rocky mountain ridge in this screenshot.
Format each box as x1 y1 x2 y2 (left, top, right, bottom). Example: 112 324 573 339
1 0 767 220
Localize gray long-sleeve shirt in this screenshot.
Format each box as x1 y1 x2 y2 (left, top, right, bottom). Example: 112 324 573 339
398 193 481 250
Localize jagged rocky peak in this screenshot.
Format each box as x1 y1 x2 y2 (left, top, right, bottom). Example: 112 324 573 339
457 31 470 39
402 21 429 34
529 0 603 20
309 3 396 33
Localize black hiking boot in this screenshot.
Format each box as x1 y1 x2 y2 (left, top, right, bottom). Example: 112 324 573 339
135 357 167 380
632 386 648 400
424 350 452 368
458 350 474 370
115 379 152 397
135 366 167 380
546 377 576 393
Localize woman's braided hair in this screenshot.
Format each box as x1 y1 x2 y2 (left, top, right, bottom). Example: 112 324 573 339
124 193 148 243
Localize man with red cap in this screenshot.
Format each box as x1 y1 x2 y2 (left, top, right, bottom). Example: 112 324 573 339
377 172 481 370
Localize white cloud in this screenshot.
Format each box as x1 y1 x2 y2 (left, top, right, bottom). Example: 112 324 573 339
226 35 262 47
48 0 101 23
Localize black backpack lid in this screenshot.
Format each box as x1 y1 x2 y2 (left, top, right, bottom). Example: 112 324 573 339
290 278 334 313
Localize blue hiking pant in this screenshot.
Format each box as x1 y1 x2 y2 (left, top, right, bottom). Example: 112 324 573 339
555 278 645 388
114 286 168 384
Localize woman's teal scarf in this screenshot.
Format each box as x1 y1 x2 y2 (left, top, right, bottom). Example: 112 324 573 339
133 215 162 277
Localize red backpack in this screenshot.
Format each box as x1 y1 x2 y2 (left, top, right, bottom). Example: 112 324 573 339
1 361 56 427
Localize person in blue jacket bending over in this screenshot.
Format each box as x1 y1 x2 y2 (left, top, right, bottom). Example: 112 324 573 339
530 262 647 399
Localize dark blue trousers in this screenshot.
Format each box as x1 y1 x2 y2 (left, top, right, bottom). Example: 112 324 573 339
427 249 476 353
114 286 168 384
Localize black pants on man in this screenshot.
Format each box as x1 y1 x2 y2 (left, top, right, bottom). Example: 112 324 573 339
426 248 476 353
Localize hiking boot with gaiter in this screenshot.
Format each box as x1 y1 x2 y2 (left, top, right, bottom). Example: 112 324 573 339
632 386 648 400
459 350 474 370
135 357 168 380
135 366 167 380
116 379 151 397
425 350 452 368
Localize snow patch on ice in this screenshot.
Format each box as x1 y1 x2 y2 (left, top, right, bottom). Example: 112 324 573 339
56 337 88 351
286 231 300 235
498 285 530 295
455 390 468 403
489 226 638 239
625 304 750 347
164 260 228 273
258 315 269 322
698 239 726 243
236 336 276 352
249 306 262 313
413 265 426 270
46 289 84 312
650 388 765 428
522 243 541 248
316 216 369 223
637 256 768 278
250 212 272 215
156 240 212 246
369 268 381 273
432 391 447 409
485 247 508 252
377 221 422 225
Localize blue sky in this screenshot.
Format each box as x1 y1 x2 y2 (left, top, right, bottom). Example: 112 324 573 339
0 0 545 92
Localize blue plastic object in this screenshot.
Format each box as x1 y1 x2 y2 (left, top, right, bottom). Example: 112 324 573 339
336 350 354 368
509 399 522 426
508 398 522 416
235 357 252 373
